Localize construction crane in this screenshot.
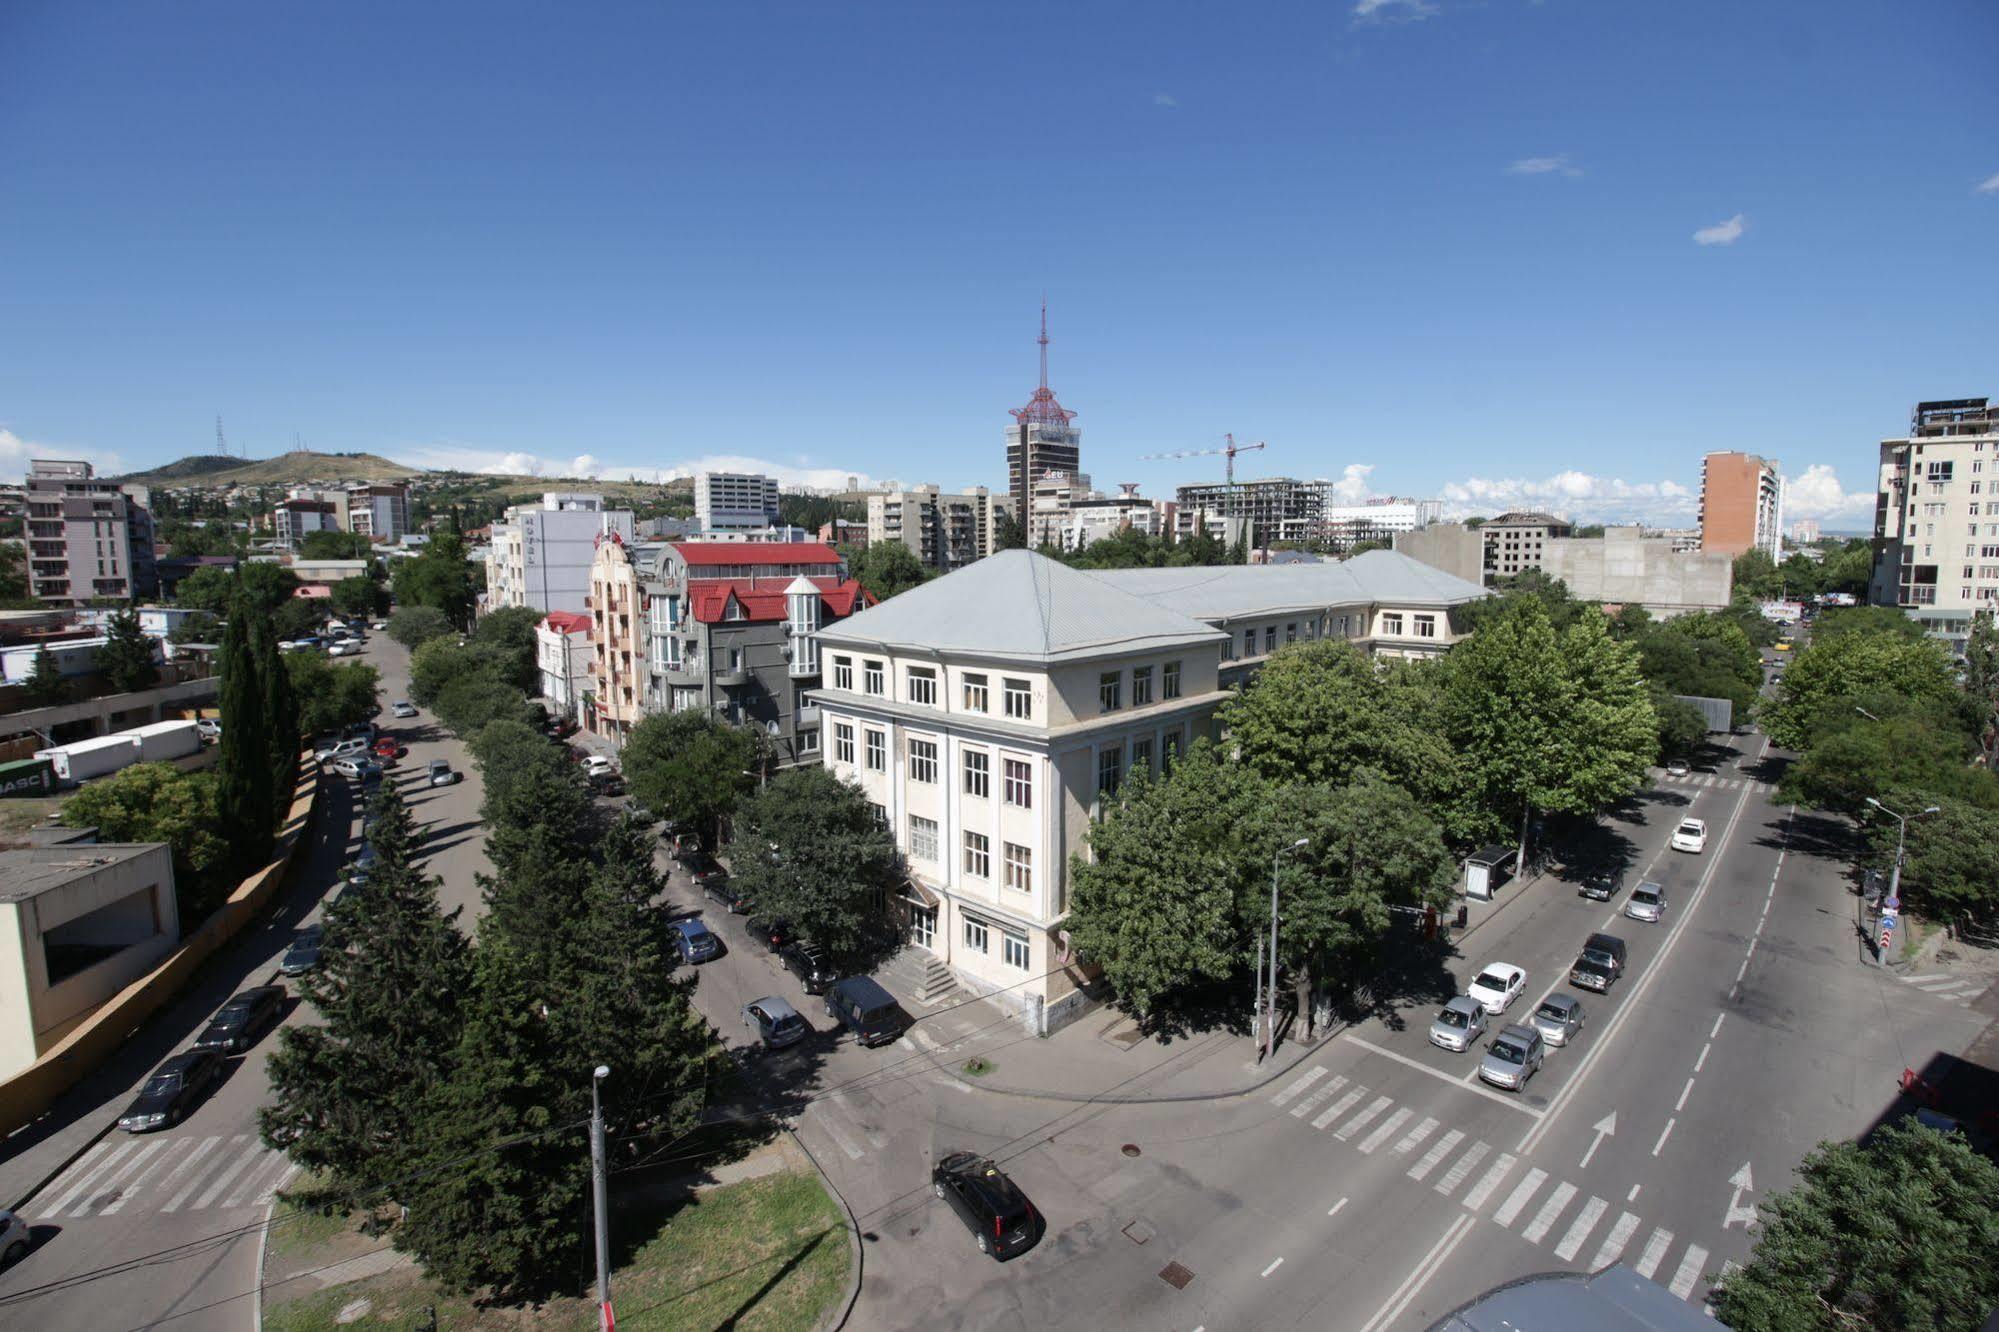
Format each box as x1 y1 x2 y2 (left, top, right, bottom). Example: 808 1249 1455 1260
1140 433 1268 488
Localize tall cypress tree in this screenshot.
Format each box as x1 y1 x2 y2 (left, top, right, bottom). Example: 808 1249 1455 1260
215 605 271 870
253 619 299 830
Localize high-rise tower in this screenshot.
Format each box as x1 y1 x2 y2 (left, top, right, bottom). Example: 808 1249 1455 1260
1005 303 1082 530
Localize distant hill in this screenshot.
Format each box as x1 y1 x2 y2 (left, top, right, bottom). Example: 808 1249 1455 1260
118 451 425 487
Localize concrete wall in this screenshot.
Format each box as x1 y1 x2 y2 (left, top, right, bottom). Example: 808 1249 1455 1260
1395 523 1486 585
1540 528 1733 615
0 676 221 742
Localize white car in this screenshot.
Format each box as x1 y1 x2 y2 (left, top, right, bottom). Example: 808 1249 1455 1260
0 1207 28 1267
316 738 370 765
1671 818 1708 853
328 640 360 657
371 620 389 630
582 755 617 776
1466 963 1527 1016
390 701 418 718
195 718 222 739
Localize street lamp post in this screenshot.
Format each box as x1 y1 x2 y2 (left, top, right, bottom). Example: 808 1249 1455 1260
1264 838 1310 1060
1862 796 1938 963
590 1065 613 1332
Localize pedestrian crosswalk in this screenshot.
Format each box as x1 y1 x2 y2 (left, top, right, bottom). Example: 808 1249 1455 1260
1270 1063 1730 1308
1894 969 1992 1008
1654 770 1774 795
27 1135 297 1221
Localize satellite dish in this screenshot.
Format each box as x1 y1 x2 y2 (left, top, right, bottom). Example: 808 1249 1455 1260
766 721 780 736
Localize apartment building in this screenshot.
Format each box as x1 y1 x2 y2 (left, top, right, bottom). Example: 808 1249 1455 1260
694 472 780 534
582 535 660 743
866 486 1004 572
23 460 158 603
272 498 339 548
1698 452 1784 560
1480 511 1574 582
1318 497 1443 552
486 493 637 614
346 485 410 542
536 610 594 718
1048 484 1172 553
1869 396 1999 648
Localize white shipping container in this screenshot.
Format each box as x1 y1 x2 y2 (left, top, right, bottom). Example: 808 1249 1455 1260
128 719 202 763
34 734 143 784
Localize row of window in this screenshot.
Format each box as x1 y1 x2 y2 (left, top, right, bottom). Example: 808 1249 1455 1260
1097 660 1182 712
962 912 1031 969
835 726 1040 806
832 656 1036 720
907 817 1036 893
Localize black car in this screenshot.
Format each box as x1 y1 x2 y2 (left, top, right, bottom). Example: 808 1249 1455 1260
703 877 749 914
1578 876 1616 902
744 916 791 952
931 1152 1038 1259
1568 955 1615 993
588 770 626 796
779 941 836 994
118 1050 225 1132
683 851 728 887
193 986 286 1054
280 925 324 976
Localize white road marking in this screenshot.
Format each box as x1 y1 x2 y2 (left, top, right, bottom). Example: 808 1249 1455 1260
1553 1195 1608 1261
44 1140 139 1215
1590 1211 1642 1268
1711 1013 1725 1039
1393 1116 1439 1156
1906 974 1964 990
1434 1140 1491 1197
1521 1181 1577 1244
1334 1095 1395 1142
1695 1042 1711 1073
812 1112 865 1161
1653 1118 1676 1156
1340 1034 1544 1118
1669 1243 1710 1299
90 1140 172 1216
153 1136 221 1197
1408 1130 1464 1182
1311 1087 1366 1131
1736 957 1750 983
913 1027 941 1050
191 1144 262 1210
255 1162 301 1207
1293 1074 1351 1121
1634 1227 1674 1279
1491 1167 1547 1228
1903 971 1954 984
1355 1213 1476 1332
227 1150 297 1209
1261 1256 1284 1278
1676 1077 1695 1112
1270 1065 1328 1107
1460 1152 1518 1213
1357 1106 1414 1155
1328 1197 1349 1217
1628 1184 1641 1202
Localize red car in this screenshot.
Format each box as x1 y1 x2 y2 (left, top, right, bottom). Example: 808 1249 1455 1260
372 738 404 761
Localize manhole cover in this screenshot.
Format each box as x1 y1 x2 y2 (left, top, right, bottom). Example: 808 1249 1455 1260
1123 1218 1157 1245
1121 1143 1141 1157
1159 1261 1195 1290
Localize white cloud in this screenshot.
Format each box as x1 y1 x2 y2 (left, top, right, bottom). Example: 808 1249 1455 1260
1508 154 1583 178
1977 172 1999 195
1153 93 1178 108
0 428 125 483
569 454 602 478
1353 0 1438 20
399 444 877 493
1327 463 1376 504
1694 213 1746 246
1782 463 1874 522
1440 471 1697 524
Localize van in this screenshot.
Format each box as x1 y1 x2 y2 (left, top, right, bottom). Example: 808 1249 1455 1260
823 976 910 1048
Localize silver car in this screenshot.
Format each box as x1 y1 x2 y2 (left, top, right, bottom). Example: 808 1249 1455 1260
1625 881 1666 923
1528 993 1585 1047
742 996 809 1051
1478 1024 1544 1092
1428 996 1489 1053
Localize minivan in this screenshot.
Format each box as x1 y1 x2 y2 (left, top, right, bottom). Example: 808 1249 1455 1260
823 976 910 1048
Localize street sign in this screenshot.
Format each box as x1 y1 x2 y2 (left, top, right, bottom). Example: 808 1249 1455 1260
1884 895 1901 913
1879 925 1894 952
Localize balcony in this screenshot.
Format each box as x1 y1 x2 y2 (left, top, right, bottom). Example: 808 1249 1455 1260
661 660 705 688
797 704 822 726
714 662 749 688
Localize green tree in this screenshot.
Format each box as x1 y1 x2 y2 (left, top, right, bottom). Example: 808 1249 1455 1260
1650 690 1710 761
299 530 374 561
387 605 455 651
469 606 546 693
1635 628 1758 721
214 610 273 870
1895 793 1999 931
236 562 303 616
330 575 381 620
1763 625 1959 750
98 608 159 694
285 655 381 738
622 710 764 848
390 530 476 624
432 673 535 738
1965 610 1999 767
847 541 930 601
167 611 222 646
1733 548 1783 601
1711 1120 1999 1332
21 645 68 707
172 564 237 613
260 788 472 1193
1460 569 1586 634
1779 698 1998 817
254 619 300 831
272 597 324 642
726 766 905 968
62 763 231 922
0 541 33 607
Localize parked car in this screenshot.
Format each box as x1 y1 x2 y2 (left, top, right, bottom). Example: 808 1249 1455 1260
342 722 378 744
1625 881 1667 923
703 876 748 914
194 986 287 1054
426 759 462 787
195 718 222 740
545 717 579 739
1671 818 1708 853
1665 758 1691 777
1478 1024 1545 1092
118 1050 226 1132
744 916 791 952
358 763 384 791
1465 963 1527 1015
1577 874 1617 902
390 700 418 718
331 756 372 780
742 996 809 1051
683 851 729 888
779 941 836 994
582 755 616 777
317 738 370 765
373 737 403 760
824 976 910 1047
1528 993 1585 1047
0 1209 30 1268
587 770 626 796
328 639 360 657
671 918 722 964
669 831 702 861
931 1152 1038 1259
280 925 325 976
1428 995 1489 1053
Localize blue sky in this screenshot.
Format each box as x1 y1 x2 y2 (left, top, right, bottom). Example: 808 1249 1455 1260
3 1 1995 527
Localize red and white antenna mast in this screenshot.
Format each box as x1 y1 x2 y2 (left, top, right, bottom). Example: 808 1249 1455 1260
1011 300 1076 429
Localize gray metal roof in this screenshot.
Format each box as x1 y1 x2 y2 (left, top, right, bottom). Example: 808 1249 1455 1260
815 550 1227 664
0 844 168 903
1080 549 1488 621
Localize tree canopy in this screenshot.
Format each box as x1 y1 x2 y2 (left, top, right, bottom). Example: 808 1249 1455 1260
285 655 382 739
622 710 765 848
98 608 160 694
1762 624 1958 750
725 766 904 968
62 763 231 922
387 605 455 651
845 540 930 601
390 530 477 624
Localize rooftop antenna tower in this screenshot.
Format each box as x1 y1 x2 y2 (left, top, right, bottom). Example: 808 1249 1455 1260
216 415 228 458
1009 299 1076 429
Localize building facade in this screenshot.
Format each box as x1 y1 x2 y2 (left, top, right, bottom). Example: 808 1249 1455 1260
1174 476 1323 547
1317 497 1443 552
273 498 339 547
694 472 780 534
1698 452 1784 560
486 493 637 614
536 610 593 718
1044 484 1171 553
1481 511 1575 582
1868 397 1999 648
1539 527 1734 617
23 460 158 603
583 534 656 743
867 486 1004 572
347 484 410 542
1005 310 1082 531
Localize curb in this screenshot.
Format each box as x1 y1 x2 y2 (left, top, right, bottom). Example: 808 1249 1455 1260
6 1118 114 1216
252 1189 279 1332
788 1128 862 1332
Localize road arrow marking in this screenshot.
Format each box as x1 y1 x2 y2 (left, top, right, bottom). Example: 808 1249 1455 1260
1723 1160 1757 1229
1579 1111 1616 1169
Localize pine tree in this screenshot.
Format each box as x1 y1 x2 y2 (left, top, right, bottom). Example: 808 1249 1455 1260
215 607 272 869
261 787 472 1196
252 618 299 829
23 645 68 707
98 607 159 694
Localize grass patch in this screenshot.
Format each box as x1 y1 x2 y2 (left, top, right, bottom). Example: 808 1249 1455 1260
262 1168 849 1332
960 1056 994 1078
265 1173 368 1262
0 796 65 837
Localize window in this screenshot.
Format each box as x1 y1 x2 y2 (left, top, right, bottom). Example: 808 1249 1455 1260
1162 660 1182 699
833 656 853 691
908 815 939 862
963 914 990 954
1002 928 1030 970
863 660 885 695
1286 622 1297 643
1097 744 1123 796
835 723 855 764
1132 665 1153 706
963 748 990 798
1003 842 1032 893
1004 758 1032 807
1099 671 1122 712
1381 613 1405 636
1003 677 1032 720
870 801 888 827
864 729 886 772
1163 729 1182 765
1132 736 1154 773
908 667 936 706
964 831 990 878
1414 614 1437 638
963 673 989 712
1243 628 1257 657
799 728 819 754
1265 626 1277 654
909 737 938 784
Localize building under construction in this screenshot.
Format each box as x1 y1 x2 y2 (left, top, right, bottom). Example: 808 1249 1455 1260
1174 476 1326 547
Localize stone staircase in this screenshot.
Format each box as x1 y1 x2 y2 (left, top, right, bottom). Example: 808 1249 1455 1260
882 950 964 1010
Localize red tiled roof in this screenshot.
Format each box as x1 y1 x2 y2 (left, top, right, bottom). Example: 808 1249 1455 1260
687 577 873 626
672 541 841 567
543 610 592 635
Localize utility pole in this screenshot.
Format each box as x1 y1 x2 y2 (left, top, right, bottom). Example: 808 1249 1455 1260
1862 796 1936 964
1265 838 1309 1059
1252 933 1265 1057
591 1064 614 1332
